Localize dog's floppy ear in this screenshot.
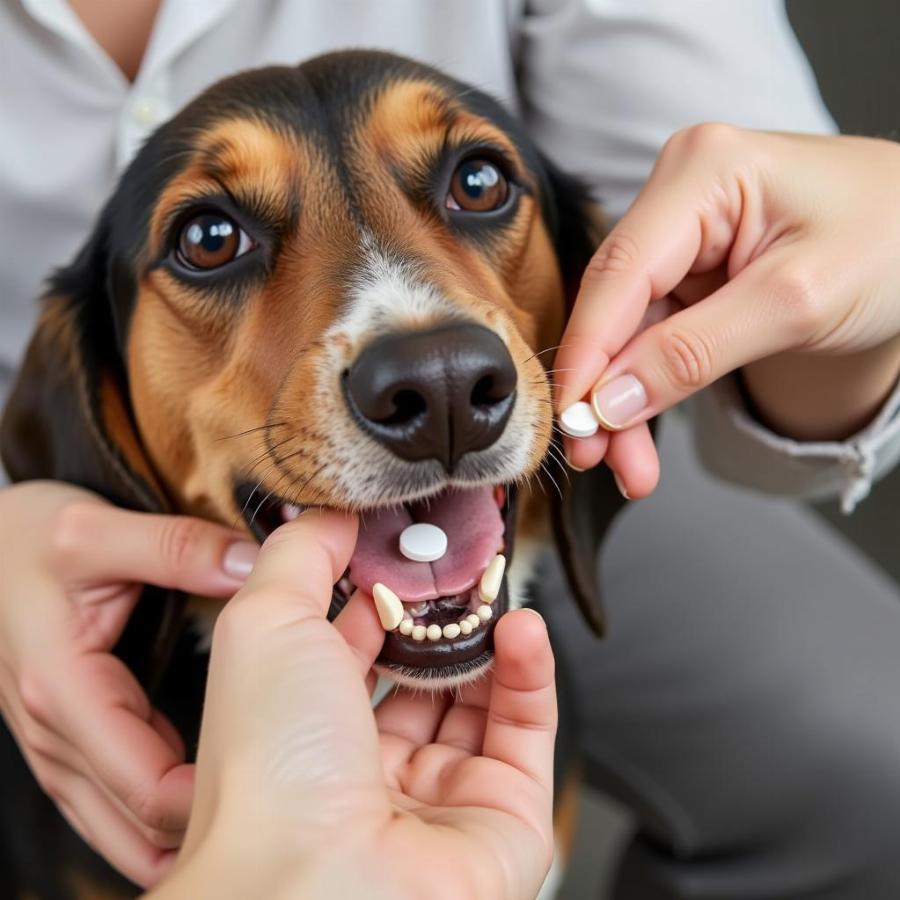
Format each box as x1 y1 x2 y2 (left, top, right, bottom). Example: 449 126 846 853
539 156 631 637
1 208 163 512
0 209 183 686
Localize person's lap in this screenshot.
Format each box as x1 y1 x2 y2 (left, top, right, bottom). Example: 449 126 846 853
535 413 900 900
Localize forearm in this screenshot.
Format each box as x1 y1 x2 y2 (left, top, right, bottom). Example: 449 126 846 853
742 336 900 442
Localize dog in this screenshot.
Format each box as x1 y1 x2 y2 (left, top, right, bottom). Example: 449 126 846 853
1 50 627 898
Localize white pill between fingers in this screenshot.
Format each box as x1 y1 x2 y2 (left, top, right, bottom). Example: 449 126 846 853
399 522 448 562
559 401 600 438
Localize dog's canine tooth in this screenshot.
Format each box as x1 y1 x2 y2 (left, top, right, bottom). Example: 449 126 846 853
398 619 414 636
459 619 473 636
373 583 404 631
426 624 442 641
442 623 461 639
476 604 493 622
412 625 427 641
478 554 506 604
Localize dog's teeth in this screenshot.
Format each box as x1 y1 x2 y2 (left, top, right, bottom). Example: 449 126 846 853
398 619 414 636
407 601 429 617
412 625 427 641
426 624 442 641
281 503 302 522
466 613 481 628
476 604 493 622
372 583 404 631
478 554 506 604
459 619 473 636
442 623 461 639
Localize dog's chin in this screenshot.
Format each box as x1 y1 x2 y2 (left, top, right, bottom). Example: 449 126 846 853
234 480 517 688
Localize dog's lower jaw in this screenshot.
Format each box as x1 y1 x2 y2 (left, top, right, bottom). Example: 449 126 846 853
376 539 546 692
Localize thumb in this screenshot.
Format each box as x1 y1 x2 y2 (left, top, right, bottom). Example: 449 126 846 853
188 510 388 842
589 253 807 428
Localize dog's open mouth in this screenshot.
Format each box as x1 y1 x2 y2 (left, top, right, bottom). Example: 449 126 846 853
234 482 516 680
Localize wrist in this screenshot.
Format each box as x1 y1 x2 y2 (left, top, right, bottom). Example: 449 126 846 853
742 336 900 442
150 820 398 900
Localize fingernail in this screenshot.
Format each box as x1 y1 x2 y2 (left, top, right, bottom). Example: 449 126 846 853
522 607 545 624
613 473 631 500
223 541 259 580
592 374 647 429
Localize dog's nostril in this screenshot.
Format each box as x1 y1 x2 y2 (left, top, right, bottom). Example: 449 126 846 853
380 389 427 426
471 373 511 408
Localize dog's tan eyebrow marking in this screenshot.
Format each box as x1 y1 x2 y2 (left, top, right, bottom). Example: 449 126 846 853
147 118 307 258
355 79 533 196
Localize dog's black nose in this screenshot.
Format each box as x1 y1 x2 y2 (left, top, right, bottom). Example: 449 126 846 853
345 323 517 473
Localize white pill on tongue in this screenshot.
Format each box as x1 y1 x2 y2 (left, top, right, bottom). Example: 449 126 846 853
559 401 600 438
399 522 448 563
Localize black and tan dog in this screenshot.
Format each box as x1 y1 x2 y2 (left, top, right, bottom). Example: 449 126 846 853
1 50 626 897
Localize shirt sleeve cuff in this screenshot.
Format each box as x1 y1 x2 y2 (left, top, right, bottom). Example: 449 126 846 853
687 374 900 513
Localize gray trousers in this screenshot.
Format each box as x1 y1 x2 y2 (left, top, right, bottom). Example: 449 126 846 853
535 415 900 899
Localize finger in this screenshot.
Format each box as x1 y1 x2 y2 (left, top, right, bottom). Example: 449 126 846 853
483 609 557 789
604 424 660 499
53 767 178 888
375 687 453 749
54 503 260 596
433 677 493 755
333 588 386 678
555 191 706 410
51 655 195 836
562 428 609 472
149 708 186 760
591 253 802 427
233 509 358 617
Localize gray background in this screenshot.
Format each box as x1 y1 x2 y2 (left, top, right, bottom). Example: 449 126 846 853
558 3 900 897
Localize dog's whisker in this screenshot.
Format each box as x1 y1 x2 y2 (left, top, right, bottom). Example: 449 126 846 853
519 343 564 364
215 421 289 443
538 459 564 501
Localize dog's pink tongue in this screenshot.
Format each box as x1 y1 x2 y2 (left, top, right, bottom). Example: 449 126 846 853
349 488 504 602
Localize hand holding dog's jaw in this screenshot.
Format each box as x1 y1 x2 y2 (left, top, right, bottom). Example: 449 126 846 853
156 514 557 900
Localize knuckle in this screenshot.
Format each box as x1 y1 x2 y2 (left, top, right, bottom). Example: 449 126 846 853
34 765 63 801
659 326 716 392
157 517 205 578
667 122 739 159
582 230 642 282
19 670 55 728
769 264 823 339
129 785 177 833
48 502 100 567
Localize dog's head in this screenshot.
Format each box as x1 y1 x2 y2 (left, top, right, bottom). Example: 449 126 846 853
2 51 625 686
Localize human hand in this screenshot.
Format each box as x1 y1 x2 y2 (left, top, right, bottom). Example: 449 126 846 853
152 511 557 900
0 481 259 886
555 126 900 496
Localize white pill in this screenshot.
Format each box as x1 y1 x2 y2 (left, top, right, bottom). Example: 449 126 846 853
559 401 600 438
399 523 448 562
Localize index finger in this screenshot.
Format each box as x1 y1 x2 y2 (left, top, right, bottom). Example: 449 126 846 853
555 134 739 411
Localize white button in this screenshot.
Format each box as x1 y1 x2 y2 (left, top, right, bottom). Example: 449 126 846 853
399 523 448 563
132 98 160 128
559 401 600 438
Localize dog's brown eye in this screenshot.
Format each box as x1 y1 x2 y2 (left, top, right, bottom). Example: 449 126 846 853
176 213 252 270
446 159 509 212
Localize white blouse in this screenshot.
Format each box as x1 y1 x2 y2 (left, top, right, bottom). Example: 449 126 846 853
1 0 897 509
